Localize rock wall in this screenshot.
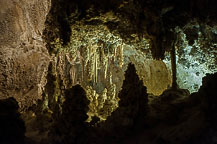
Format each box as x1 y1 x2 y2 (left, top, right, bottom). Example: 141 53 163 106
0 0 51 109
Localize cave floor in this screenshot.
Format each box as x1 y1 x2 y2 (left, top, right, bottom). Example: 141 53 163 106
22 90 207 144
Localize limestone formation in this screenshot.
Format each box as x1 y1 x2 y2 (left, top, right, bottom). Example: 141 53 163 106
0 0 51 109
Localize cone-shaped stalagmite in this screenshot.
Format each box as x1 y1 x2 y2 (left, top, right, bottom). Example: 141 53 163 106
118 63 148 117
49 85 90 144
104 63 148 140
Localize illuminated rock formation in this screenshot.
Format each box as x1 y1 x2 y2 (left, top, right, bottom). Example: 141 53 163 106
0 0 51 109
164 24 217 93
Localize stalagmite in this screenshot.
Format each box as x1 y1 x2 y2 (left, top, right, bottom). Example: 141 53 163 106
93 55 95 83
118 44 124 68
171 41 178 89
104 58 108 79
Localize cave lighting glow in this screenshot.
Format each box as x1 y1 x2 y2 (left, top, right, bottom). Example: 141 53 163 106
164 25 217 93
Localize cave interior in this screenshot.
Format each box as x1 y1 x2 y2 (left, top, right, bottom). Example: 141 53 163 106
0 0 217 144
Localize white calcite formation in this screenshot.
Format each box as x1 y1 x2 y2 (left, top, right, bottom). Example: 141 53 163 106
164 21 217 93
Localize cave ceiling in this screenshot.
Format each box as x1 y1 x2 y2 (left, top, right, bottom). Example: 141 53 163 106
42 0 217 97
44 0 217 59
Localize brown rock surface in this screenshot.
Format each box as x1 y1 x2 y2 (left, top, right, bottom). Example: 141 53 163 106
0 0 51 109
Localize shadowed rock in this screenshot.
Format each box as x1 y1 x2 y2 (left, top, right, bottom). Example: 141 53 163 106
102 63 148 142
49 85 90 144
0 97 26 144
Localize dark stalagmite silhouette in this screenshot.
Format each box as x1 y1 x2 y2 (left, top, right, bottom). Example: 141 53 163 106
102 63 148 142
0 97 26 144
48 85 90 144
200 73 217 121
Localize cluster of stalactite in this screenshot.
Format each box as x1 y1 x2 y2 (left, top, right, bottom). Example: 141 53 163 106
49 22 127 120
66 22 125 87
63 44 123 119
42 0 217 122
48 18 171 119
39 63 148 144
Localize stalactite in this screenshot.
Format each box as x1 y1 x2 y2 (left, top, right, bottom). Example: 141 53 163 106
87 46 90 62
95 53 98 84
114 45 117 58
92 53 95 83
65 22 150 120
80 54 84 82
118 44 124 68
104 57 108 80
95 52 97 84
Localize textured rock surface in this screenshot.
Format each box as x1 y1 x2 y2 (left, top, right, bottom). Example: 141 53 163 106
163 23 217 93
0 0 51 109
